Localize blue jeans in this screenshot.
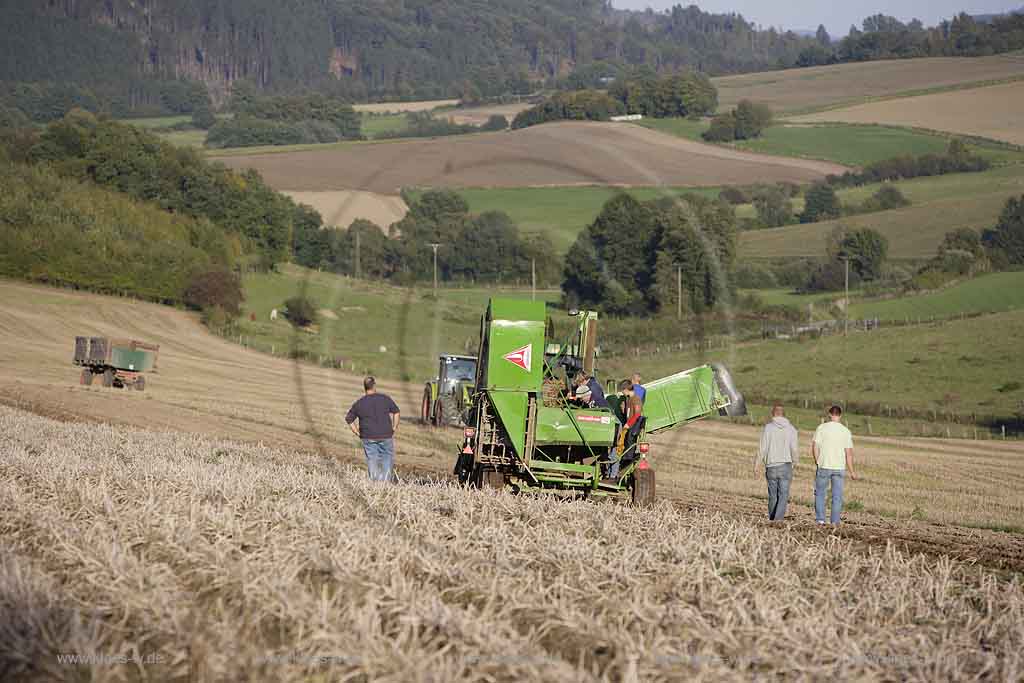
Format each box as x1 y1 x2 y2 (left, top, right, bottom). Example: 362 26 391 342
361 439 394 482
815 468 846 524
765 463 792 521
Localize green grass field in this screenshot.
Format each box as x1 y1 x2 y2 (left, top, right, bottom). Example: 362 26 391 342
235 265 558 381
740 288 848 309
740 164 1024 260
407 186 723 253
849 271 1024 319
361 112 408 139
118 115 193 129
602 309 1024 422
634 117 708 141
639 119 1023 168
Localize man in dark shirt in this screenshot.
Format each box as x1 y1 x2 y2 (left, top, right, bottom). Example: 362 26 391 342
345 376 401 482
572 373 609 409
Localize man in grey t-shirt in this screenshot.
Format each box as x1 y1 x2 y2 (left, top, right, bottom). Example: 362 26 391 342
345 376 400 482
756 404 799 521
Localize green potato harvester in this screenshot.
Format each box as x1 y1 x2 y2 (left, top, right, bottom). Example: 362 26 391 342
454 298 746 505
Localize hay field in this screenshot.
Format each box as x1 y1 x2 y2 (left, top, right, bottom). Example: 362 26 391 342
283 190 408 228
352 99 459 114
789 80 1024 146
216 122 846 193
3 407 1023 682
713 53 1024 115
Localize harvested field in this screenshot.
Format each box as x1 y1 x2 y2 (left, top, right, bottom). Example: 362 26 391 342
445 102 531 126
2 280 1024 537
3 406 1023 681
789 80 1024 146
352 99 459 114
714 53 1024 115
217 122 847 193
283 190 408 228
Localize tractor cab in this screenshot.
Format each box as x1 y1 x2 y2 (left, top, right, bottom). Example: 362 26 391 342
421 354 477 427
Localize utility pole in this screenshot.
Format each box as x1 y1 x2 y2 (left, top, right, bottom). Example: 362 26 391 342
531 257 536 302
429 243 441 293
676 265 683 321
354 230 361 280
843 256 850 337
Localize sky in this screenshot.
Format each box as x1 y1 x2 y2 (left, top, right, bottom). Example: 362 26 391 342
615 1 1022 35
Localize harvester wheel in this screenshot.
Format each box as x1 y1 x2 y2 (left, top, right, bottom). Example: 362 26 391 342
421 388 432 425
80 369 93 386
101 369 114 388
135 376 146 392
483 469 505 490
632 468 656 507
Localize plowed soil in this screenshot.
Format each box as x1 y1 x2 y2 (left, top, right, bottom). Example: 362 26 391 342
215 121 847 193
1 280 1021 572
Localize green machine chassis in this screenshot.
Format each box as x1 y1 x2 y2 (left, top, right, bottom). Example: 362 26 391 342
453 299 746 505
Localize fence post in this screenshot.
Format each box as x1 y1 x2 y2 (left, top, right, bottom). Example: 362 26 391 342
1003 425 1007 440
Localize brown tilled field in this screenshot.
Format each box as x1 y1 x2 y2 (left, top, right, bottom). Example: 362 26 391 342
214 122 846 193
2 280 1024 678
282 190 409 228
352 99 460 114
790 80 1024 146
714 53 1024 115
445 102 532 126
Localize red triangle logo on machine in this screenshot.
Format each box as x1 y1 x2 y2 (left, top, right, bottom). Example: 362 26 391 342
503 344 532 372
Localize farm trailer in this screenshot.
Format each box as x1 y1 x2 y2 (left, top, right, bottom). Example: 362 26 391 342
74 337 159 391
453 299 746 505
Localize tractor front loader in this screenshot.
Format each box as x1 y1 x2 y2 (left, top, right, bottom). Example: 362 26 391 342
453 299 746 505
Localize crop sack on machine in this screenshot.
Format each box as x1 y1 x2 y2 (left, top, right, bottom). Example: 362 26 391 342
453 299 746 505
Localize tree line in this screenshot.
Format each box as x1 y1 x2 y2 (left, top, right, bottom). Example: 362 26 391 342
797 12 1024 67
294 191 560 287
513 70 717 129
562 193 736 316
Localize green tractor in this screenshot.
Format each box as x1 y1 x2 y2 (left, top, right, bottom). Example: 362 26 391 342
421 354 478 427
453 299 746 505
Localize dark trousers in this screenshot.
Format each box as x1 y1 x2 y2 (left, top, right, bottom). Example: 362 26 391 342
766 463 793 521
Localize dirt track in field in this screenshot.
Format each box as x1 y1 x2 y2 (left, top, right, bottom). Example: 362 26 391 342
214 121 847 193
1 280 1022 572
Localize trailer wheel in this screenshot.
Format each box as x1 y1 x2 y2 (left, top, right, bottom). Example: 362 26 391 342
80 369 93 386
421 388 432 424
135 376 146 392
101 369 114 388
632 468 656 507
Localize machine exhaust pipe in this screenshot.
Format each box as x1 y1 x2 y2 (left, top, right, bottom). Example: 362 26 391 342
712 363 747 417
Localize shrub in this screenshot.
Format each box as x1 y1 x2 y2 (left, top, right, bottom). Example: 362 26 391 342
702 112 737 142
481 115 508 131
718 186 750 205
733 100 772 140
191 104 216 129
752 186 794 228
283 295 318 328
801 183 841 223
982 195 1024 266
733 263 778 289
184 269 244 316
861 184 910 213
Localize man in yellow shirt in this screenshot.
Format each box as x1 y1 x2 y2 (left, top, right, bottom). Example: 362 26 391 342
811 405 857 525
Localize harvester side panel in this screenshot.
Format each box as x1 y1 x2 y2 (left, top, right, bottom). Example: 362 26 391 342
642 365 721 434
534 407 616 446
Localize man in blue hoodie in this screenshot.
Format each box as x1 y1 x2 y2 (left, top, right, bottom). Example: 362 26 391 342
756 404 799 521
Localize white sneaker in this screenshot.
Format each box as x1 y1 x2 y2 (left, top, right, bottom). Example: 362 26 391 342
816 520 826 525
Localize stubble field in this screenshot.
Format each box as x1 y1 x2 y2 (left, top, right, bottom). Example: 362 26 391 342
3 406 1023 682
790 80 1024 146
214 122 846 193
714 53 1024 115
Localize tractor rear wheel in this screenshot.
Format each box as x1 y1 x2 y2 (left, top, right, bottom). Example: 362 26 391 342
421 388 432 424
80 369 93 386
438 394 462 427
101 369 114 388
632 468 656 507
